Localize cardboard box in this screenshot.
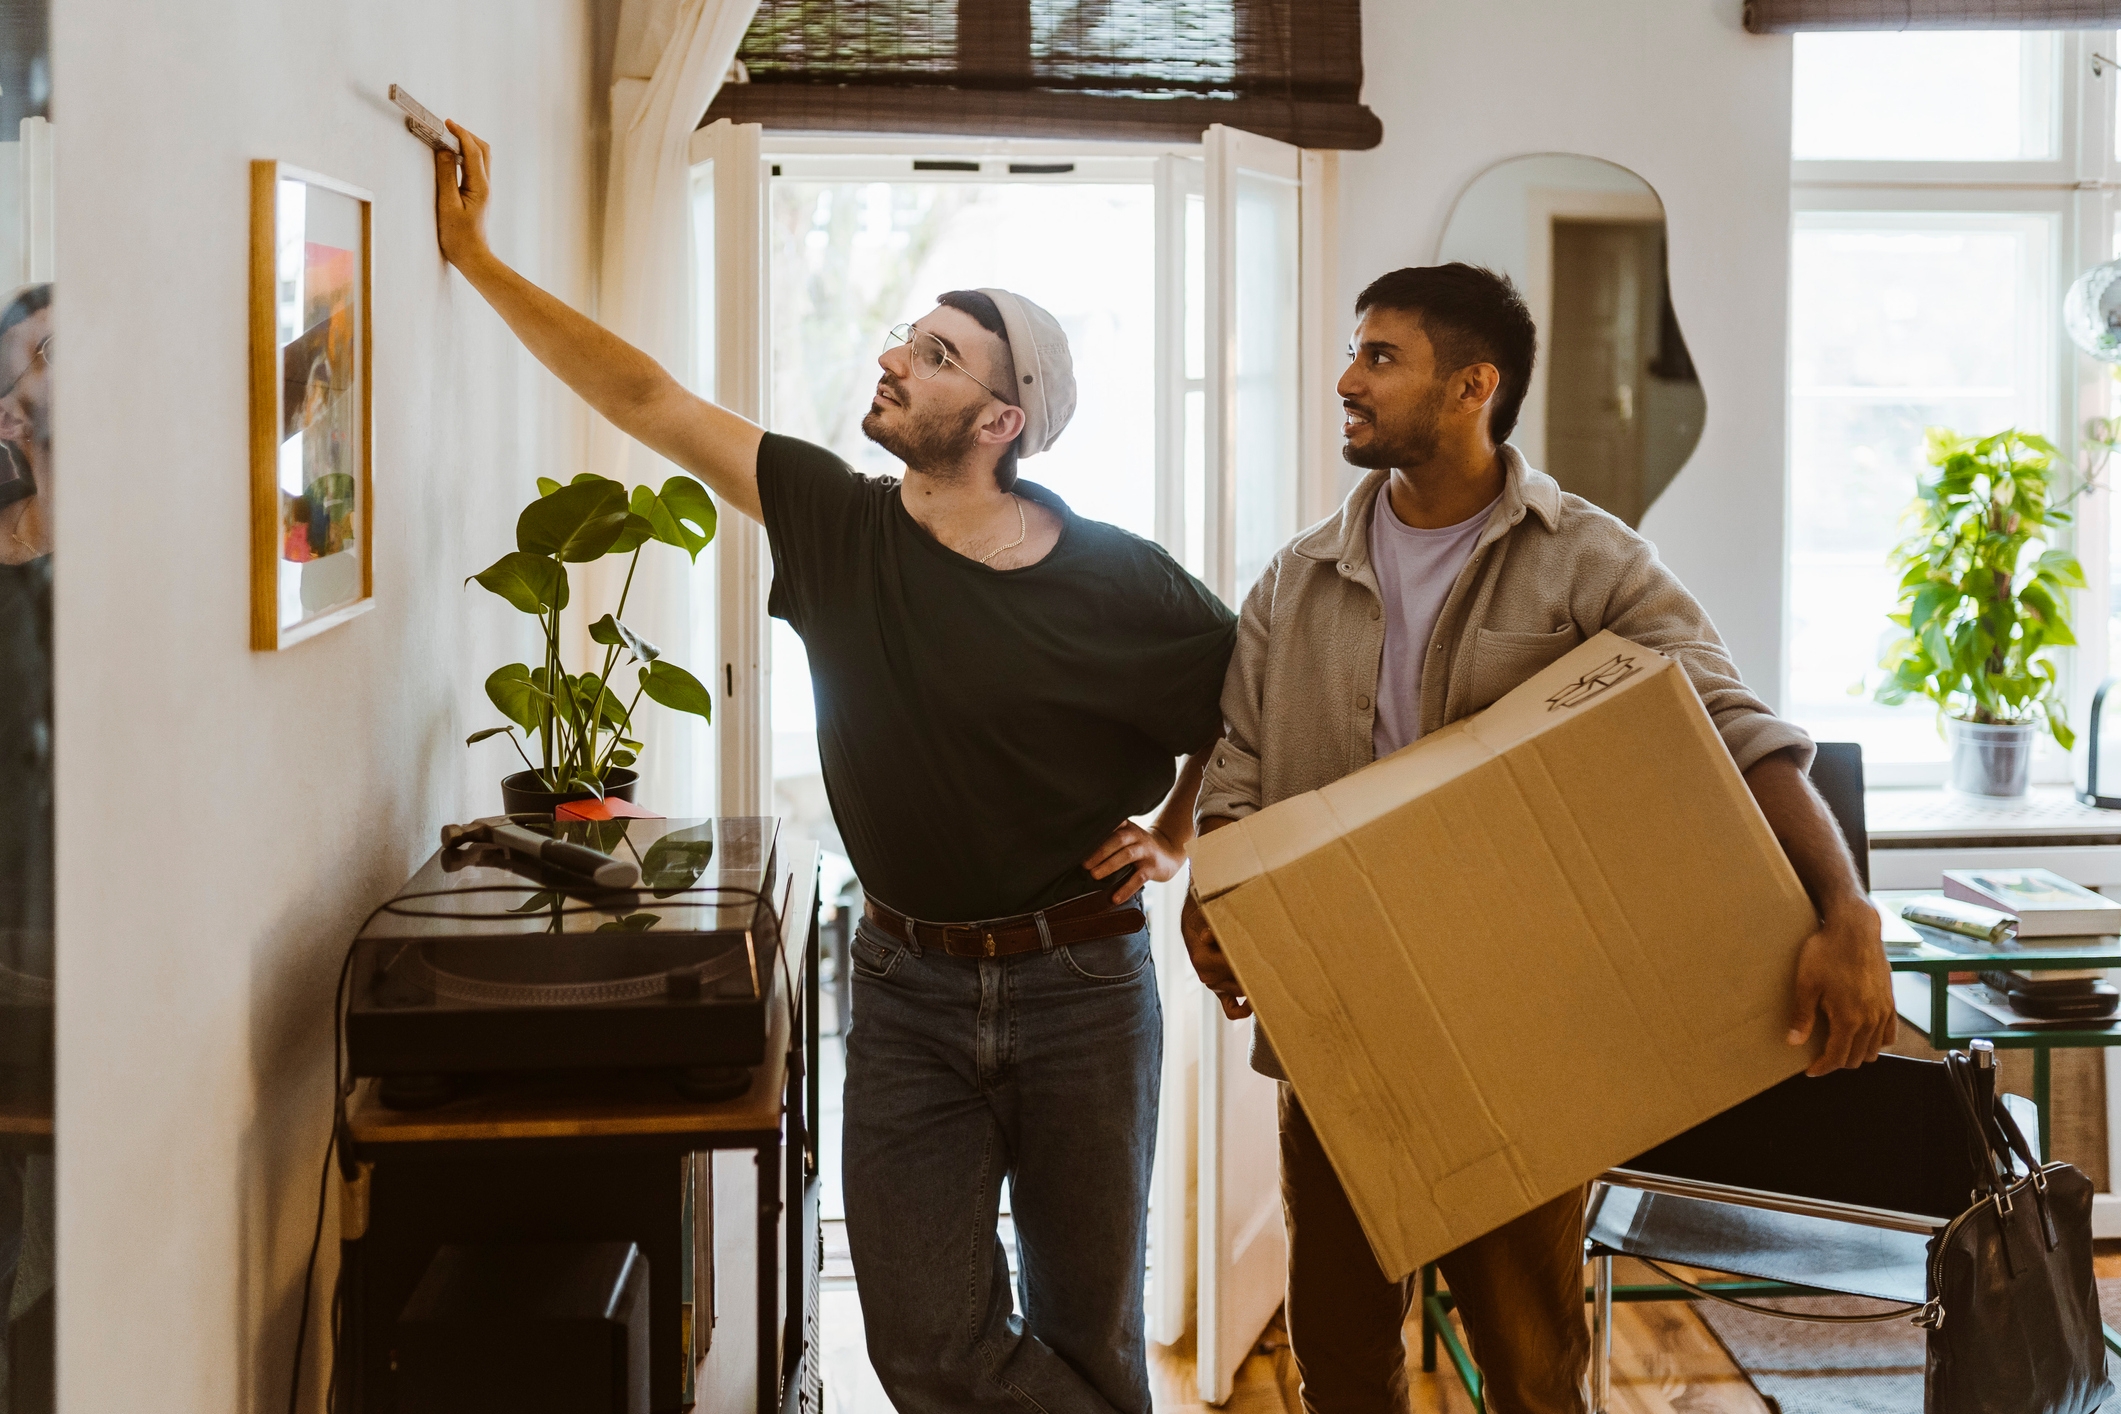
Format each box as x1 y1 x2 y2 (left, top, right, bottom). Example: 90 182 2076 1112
1189 631 1817 1280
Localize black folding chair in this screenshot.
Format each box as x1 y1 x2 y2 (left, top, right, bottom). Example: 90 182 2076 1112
1585 1052 2041 1409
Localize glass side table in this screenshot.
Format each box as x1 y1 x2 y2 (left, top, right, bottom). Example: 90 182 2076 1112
1875 888 2121 1162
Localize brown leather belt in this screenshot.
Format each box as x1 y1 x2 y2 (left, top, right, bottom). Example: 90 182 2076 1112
863 891 1147 960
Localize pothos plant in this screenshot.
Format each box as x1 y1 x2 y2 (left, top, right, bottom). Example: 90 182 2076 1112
467 472 717 796
1875 427 2089 749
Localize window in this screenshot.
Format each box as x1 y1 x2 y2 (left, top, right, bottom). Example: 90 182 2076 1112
1792 31 2059 162
1785 30 2115 784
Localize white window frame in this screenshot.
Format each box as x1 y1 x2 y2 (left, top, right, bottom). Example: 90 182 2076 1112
1787 28 2120 788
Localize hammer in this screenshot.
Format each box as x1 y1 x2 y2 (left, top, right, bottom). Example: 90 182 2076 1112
440 816 641 889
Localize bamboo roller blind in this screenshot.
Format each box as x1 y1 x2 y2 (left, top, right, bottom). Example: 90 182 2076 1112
1746 0 2121 29
703 0 1382 149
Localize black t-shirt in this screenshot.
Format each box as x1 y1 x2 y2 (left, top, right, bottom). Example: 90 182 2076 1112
0 557 51 943
757 433 1235 921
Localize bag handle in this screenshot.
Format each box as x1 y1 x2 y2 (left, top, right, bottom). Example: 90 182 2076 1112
1944 1051 2030 1274
1944 1053 2014 1198
1633 1258 1929 1325
1985 1084 2061 1253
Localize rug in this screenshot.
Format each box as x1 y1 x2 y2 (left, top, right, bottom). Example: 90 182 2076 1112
1690 1280 2121 1413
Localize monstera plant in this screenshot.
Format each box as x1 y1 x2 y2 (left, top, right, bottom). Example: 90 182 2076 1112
467 471 717 804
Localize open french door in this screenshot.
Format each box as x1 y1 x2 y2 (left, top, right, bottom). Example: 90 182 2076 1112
684 117 779 1411
1194 123 1337 1405
688 118 772 820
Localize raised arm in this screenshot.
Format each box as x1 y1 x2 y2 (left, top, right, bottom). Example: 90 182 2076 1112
434 121 764 522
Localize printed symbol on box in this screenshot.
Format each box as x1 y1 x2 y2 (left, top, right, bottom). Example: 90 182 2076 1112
1546 654 1639 711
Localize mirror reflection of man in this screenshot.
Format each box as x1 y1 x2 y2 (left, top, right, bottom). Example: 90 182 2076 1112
0 281 52 1407
1182 265 1896 1413
432 128 1233 1412
0 285 51 566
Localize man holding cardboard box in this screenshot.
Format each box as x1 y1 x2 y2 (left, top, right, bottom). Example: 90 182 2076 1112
1180 264 1897 1413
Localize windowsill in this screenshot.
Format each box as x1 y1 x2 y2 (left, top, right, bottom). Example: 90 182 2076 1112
1866 783 2121 846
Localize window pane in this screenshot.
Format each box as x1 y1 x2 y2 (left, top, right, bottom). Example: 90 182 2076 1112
1793 31 2057 161
2110 213 2121 689
691 162 716 400
1232 170 1299 595
1787 212 2056 765
1185 191 1205 382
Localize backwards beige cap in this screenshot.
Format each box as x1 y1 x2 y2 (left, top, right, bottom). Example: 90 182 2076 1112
978 288 1076 458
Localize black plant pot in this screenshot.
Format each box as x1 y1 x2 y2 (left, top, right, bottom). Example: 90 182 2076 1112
499 766 639 817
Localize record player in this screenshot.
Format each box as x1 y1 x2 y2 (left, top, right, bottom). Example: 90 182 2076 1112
346 817 781 1108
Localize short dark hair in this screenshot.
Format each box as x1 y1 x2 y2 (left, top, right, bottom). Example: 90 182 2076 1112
0 283 50 345
935 289 1020 491
1354 264 1537 445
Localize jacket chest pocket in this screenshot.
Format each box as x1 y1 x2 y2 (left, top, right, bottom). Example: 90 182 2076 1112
1468 625 1582 711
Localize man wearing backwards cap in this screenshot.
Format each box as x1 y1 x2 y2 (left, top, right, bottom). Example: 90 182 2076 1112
434 127 1232 1414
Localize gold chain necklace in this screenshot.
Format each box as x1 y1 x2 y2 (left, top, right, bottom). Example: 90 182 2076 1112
4 506 35 558
976 493 1026 568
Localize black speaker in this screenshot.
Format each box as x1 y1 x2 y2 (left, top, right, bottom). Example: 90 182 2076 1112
394 1241 649 1414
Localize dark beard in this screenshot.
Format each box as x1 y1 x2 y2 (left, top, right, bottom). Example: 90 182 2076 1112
1341 383 1445 470
861 381 985 475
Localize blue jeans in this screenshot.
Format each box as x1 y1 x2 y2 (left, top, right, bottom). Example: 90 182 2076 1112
843 914 1161 1414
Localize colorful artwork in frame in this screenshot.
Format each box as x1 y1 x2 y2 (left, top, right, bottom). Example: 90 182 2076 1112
250 161 373 650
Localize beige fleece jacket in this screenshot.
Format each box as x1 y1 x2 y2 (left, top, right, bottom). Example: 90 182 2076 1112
1196 449 1814 1077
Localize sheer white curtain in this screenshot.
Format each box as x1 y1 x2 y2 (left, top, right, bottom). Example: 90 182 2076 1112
594 0 757 814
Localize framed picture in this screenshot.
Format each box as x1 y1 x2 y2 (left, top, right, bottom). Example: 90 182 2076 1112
249 161 373 650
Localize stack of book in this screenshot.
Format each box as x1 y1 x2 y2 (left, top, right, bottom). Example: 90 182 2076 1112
1943 869 2120 1023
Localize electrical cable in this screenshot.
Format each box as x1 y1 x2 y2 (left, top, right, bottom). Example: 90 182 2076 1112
283 875 774 1413
285 897 377 1414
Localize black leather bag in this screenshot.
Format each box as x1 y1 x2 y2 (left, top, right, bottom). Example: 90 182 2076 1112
1919 1049 2112 1414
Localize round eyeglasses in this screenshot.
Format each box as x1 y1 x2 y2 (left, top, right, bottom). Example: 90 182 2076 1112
883 323 1006 401
0 335 48 404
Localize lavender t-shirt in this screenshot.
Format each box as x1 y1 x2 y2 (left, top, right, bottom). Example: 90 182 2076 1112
1369 487 1498 758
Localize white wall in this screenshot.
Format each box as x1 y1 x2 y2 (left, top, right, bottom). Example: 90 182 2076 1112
1346 0 1795 702
50 4 598 1409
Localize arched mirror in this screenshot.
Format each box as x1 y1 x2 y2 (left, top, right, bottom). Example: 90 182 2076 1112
1437 155 1702 527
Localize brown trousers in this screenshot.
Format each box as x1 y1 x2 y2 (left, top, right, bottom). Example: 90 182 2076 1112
1280 1089 1590 1414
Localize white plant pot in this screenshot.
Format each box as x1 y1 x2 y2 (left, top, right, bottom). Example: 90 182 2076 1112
1947 718 2037 798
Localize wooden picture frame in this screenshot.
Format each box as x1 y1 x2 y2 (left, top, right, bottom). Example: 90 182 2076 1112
249 161 374 650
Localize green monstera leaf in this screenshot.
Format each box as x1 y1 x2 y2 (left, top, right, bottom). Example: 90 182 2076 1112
638 660 713 721
517 477 631 562
573 671 632 730
590 613 661 662
469 551 568 615
485 664 547 733
630 478 717 562
606 511 658 555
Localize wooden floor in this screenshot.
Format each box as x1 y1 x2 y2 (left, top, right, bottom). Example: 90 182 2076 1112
1156 1250 2121 1413
830 1261 1777 1412
1154 1260 1773 1414
818 1245 2121 1411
